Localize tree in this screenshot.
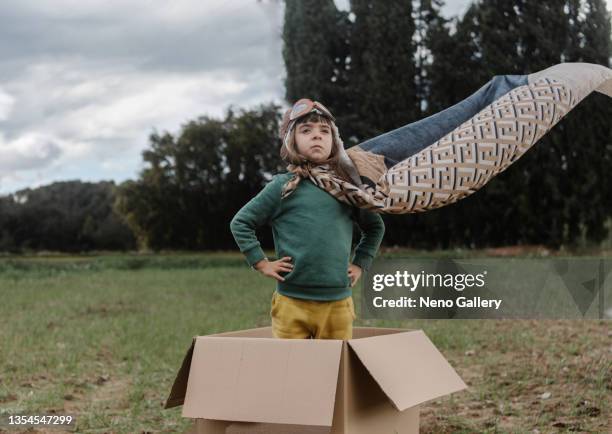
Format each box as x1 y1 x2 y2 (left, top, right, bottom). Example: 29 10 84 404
283 0 352 136
348 0 419 141
0 181 135 252
114 104 284 251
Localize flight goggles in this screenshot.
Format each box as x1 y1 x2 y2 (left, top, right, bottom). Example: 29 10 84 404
289 98 335 122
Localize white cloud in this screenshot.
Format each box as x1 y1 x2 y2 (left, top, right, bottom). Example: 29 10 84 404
0 132 63 171
0 88 15 121
66 71 248 140
3 57 260 164
0 1 285 194
9 0 251 25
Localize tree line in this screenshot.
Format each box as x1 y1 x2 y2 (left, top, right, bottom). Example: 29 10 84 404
0 181 135 252
1 0 610 253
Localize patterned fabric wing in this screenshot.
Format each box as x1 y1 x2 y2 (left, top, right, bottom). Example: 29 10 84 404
303 63 612 214
380 77 573 213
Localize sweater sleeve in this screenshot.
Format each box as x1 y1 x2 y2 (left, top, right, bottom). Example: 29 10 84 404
230 176 283 267
352 209 385 272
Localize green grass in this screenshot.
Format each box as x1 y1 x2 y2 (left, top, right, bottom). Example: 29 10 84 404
0 252 609 433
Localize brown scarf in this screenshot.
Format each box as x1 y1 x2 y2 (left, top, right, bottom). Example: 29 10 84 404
280 162 388 212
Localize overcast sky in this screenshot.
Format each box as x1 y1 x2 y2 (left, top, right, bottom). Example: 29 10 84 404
0 0 609 195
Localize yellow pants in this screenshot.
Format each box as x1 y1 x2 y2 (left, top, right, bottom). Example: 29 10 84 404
270 291 356 340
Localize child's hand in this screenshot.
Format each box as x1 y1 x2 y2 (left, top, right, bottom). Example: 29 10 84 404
254 257 293 282
348 264 362 287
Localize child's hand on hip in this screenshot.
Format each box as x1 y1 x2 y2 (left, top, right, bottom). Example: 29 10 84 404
348 264 362 287
254 257 293 282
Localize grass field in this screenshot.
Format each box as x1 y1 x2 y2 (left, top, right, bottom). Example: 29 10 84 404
0 252 609 433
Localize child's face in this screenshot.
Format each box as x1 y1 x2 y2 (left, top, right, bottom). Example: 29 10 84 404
294 120 333 163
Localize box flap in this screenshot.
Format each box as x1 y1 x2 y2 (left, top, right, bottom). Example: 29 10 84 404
352 327 408 339
164 328 274 409
182 337 343 427
348 330 467 411
165 337 196 409
208 326 273 338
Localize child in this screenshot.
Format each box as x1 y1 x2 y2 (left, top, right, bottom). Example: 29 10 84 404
230 99 385 340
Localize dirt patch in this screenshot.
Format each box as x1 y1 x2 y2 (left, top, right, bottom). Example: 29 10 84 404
419 320 611 433
1 374 132 434
64 374 130 414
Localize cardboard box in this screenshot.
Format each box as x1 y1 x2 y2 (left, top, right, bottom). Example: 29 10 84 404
165 326 467 434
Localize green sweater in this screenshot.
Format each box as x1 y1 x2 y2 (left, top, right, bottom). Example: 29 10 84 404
230 173 385 301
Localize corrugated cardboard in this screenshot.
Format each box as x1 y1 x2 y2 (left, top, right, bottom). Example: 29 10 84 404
165 327 466 434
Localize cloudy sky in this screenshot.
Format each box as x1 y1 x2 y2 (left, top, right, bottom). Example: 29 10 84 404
0 0 609 195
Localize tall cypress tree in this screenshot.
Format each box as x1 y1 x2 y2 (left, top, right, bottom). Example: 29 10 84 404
282 1 350 126
425 3 488 115
348 0 418 141
581 0 612 65
478 0 524 75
